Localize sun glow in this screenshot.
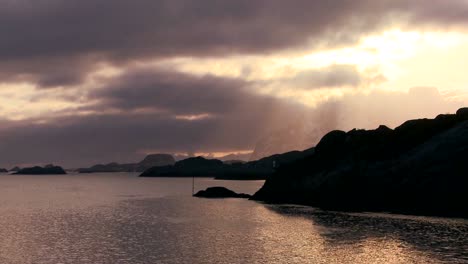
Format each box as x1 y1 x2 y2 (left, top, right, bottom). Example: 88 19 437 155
0 83 84 121
2 30 468 121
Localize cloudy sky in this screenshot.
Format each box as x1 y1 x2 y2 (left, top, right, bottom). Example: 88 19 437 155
1 0 468 168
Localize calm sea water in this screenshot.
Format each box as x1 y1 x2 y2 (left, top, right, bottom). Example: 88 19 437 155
0 173 466 264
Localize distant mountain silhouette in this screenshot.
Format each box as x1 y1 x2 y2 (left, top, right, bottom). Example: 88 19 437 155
10 166 21 172
14 165 66 175
140 156 226 177
223 160 246 165
214 149 315 180
173 152 251 162
78 154 175 173
140 150 313 179
0 168 7 173
252 108 468 218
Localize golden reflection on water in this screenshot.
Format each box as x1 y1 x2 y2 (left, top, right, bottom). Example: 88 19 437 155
250 205 440 264
0 175 466 264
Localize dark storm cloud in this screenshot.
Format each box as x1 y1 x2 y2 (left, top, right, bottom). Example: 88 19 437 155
1 0 468 88
0 69 462 168
405 1 468 27
0 70 313 167
89 68 250 115
0 0 381 61
0 55 97 88
1 0 468 167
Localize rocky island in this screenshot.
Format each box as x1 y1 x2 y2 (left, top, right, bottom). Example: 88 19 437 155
252 108 468 218
194 187 251 199
0 168 8 173
14 165 67 175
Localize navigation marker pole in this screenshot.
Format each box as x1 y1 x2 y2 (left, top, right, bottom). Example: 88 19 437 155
192 175 195 196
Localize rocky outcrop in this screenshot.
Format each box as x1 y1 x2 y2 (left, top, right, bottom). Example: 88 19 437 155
194 187 251 198
78 153 175 173
14 165 66 175
0 168 8 173
252 108 468 218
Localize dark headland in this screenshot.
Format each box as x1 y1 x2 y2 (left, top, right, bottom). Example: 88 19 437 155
0 168 8 173
14 165 67 175
252 108 468 218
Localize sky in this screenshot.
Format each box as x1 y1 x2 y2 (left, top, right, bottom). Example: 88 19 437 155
1 0 468 168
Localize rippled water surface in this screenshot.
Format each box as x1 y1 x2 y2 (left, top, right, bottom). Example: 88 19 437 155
0 173 466 263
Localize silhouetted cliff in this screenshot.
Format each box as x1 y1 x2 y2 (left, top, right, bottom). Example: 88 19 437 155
0 168 7 173
14 165 66 175
252 108 468 218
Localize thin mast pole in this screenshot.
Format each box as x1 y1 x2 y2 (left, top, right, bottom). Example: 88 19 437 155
192 175 195 196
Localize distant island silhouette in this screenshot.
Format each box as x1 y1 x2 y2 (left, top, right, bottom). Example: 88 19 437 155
14 165 66 175
10 166 21 172
0 168 7 173
140 150 312 179
3 108 468 218
78 154 175 173
252 107 468 218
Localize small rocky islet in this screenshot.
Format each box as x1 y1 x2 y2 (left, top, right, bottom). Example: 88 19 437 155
194 187 252 199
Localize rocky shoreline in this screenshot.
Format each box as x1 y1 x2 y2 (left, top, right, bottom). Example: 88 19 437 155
252 108 468 218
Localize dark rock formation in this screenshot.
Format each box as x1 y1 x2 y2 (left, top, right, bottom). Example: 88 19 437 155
14 165 66 175
194 187 251 199
0 168 8 173
252 108 468 218
78 153 175 173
